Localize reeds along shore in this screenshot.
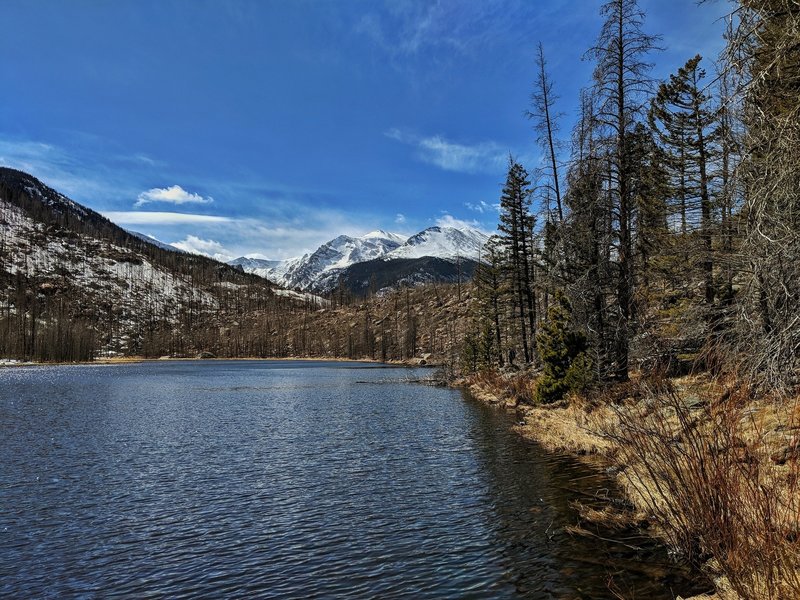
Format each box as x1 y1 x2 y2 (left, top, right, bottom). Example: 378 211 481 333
462 370 800 600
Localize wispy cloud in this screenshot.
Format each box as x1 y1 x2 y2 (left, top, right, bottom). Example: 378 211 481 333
135 184 213 207
354 1 533 65
0 137 134 202
386 128 507 174
103 211 233 225
465 199 500 214
171 235 233 262
435 213 490 235
395 212 406 224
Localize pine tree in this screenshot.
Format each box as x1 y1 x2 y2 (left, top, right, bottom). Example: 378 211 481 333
473 235 506 368
534 293 590 404
497 159 537 364
563 90 612 381
649 54 718 307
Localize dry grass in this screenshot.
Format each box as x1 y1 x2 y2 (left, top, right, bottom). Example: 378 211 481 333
606 380 800 600
470 370 800 599
515 398 616 456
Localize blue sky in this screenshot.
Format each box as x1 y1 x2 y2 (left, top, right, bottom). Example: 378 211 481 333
0 0 729 260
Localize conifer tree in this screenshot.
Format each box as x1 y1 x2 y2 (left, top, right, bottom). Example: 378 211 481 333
534 293 590 404
563 90 612 380
473 235 506 368
649 54 718 307
497 159 537 364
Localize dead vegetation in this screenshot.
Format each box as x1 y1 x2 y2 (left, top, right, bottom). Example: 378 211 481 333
608 380 800 599
469 371 800 599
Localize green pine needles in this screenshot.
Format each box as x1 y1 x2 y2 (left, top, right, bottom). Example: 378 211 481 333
534 293 593 404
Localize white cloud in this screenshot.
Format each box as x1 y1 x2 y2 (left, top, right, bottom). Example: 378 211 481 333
385 128 507 174
103 211 233 225
135 184 213 207
436 213 490 235
170 236 233 262
395 213 407 224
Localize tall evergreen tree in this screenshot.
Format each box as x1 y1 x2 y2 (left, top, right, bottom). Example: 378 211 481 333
473 235 506 369
563 90 613 381
649 54 719 307
498 159 537 364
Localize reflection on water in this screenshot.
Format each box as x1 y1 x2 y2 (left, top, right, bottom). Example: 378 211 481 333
0 360 701 598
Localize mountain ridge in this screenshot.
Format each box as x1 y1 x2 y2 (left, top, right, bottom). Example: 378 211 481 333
229 225 488 293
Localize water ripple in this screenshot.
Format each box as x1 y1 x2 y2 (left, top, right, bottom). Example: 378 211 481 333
0 361 700 599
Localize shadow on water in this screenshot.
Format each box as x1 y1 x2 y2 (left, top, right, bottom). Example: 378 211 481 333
462 390 710 599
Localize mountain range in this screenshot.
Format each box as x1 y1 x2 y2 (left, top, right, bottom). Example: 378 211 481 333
229 226 488 293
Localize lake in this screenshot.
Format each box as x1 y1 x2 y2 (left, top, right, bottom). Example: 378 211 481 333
0 360 701 598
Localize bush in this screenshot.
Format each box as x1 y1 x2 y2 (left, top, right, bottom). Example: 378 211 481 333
534 293 592 404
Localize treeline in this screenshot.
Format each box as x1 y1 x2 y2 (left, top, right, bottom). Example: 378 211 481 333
463 0 800 398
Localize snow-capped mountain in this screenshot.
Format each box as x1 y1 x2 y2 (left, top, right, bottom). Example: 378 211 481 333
230 226 488 293
228 256 286 272
230 230 406 292
385 226 488 261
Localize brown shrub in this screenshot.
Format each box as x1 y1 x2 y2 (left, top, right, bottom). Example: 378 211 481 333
607 381 800 599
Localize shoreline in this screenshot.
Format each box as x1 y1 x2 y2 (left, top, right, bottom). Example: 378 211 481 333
0 355 433 369
459 375 720 600
460 372 800 600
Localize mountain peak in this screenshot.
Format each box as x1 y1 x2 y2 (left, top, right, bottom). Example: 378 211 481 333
361 230 407 244
230 223 486 292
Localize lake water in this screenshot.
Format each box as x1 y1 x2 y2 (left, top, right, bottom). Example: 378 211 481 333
0 360 702 598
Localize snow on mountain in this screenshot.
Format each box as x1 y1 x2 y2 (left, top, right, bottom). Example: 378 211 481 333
126 230 185 253
230 226 489 292
230 230 407 291
280 231 406 291
231 256 301 287
385 226 488 261
361 230 407 244
228 256 286 271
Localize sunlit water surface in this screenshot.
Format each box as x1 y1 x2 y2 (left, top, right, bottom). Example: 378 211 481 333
0 361 702 598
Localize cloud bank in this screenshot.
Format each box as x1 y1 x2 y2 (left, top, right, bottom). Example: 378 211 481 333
103 211 232 225
171 235 233 262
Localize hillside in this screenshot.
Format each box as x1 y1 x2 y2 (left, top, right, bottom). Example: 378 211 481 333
338 255 478 295
0 168 284 360
0 168 465 363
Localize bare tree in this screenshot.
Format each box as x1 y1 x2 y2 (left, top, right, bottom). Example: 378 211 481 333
588 0 661 381
528 42 564 223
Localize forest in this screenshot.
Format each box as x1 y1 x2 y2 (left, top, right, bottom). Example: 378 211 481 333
460 0 800 398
